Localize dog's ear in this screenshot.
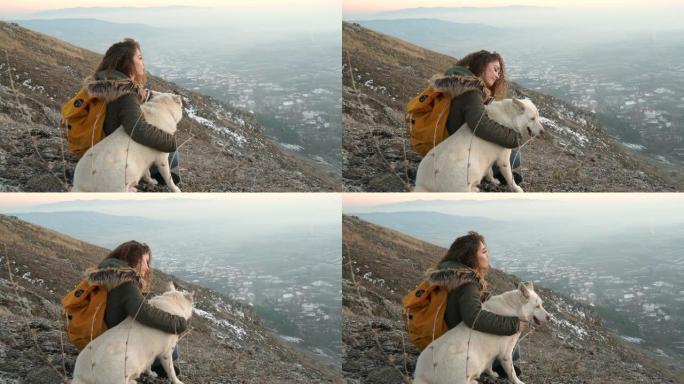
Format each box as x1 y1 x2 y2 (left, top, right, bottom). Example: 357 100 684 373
526 281 534 291
518 282 531 300
167 281 176 292
173 94 182 105
513 98 526 112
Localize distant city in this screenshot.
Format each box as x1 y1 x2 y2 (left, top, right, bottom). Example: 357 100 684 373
147 37 342 172
504 34 684 168
154 229 342 364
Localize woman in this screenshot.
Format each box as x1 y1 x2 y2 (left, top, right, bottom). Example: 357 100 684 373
433 50 523 184
427 231 526 378
87 240 186 378
86 38 180 184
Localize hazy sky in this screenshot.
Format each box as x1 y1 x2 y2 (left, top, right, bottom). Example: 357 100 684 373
342 193 684 209
343 0 682 14
0 0 334 14
0 193 340 215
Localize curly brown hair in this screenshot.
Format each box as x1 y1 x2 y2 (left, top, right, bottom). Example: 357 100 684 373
95 38 146 87
440 230 488 278
104 240 152 288
456 50 507 101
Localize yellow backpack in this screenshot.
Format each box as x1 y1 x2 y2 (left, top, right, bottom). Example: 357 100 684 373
61 88 107 158
62 279 108 350
402 280 449 351
406 85 451 156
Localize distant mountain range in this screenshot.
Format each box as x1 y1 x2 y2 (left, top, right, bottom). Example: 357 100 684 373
349 18 508 45
11 18 165 53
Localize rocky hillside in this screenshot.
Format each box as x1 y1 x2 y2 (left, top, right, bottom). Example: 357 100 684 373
0 21 338 192
0 214 339 383
342 22 683 192
341 215 683 383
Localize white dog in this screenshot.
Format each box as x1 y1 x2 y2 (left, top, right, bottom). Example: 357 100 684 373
72 92 183 192
414 98 544 192
72 283 193 384
413 283 550 384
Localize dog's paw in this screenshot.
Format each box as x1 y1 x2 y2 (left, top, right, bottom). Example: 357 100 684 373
145 368 158 378
512 185 524 193
170 185 181 193
484 368 498 378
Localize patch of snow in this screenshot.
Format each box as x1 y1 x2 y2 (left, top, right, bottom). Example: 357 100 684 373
21 271 45 287
279 335 303 343
193 307 247 340
621 335 644 344
362 271 385 287
540 116 588 147
21 78 45 93
552 317 588 339
280 143 303 151
183 99 247 147
655 155 672 165
622 142 646 151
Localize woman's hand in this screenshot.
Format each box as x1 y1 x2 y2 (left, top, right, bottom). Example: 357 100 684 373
519 319 529 333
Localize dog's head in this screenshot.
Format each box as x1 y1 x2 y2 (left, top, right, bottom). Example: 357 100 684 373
148 92 183 124
158 281 194 320
512 98 545 138
517 282 550 326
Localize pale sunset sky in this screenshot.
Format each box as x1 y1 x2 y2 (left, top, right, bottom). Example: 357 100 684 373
0 0 337 14
343 0 682 15
342 193 684 209
0 193 340 211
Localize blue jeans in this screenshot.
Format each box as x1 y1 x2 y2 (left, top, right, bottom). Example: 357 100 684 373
492 149 521 177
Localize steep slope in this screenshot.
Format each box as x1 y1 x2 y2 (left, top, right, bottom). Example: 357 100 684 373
0 21 338 192
341 215 683 383
342 22 683 192
0 214 339 383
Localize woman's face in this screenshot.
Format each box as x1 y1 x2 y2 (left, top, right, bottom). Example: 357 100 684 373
138 252 150 278
481 60 501 89
131 48 145 80
475 241 489 271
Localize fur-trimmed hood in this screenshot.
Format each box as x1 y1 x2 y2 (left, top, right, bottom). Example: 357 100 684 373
430 66 491 103
86 258 144 290
85 69 147 104
426 260 488 297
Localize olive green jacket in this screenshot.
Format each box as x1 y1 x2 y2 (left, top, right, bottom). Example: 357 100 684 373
87 258 187 334
430 260 519 336
430 66 522 149
85 70 177 152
